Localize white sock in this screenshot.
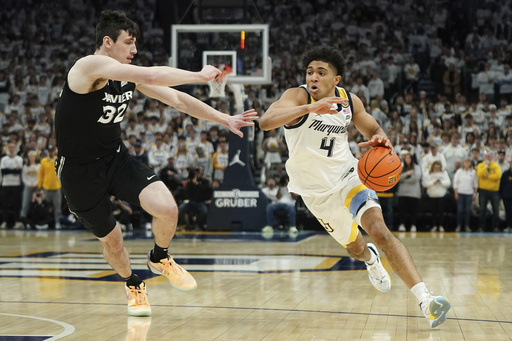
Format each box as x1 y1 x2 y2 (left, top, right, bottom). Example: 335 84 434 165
365 246 378 265
411 282 429 303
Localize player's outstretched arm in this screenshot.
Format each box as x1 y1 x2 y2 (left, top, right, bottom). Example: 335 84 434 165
72 55 222 88
137 84 257 138
260 88 347 130
351 93 393 151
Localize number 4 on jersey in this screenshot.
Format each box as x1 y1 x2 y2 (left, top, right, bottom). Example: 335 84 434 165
320 137 335 157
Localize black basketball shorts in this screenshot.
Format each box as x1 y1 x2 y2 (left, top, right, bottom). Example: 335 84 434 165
56 148 160 238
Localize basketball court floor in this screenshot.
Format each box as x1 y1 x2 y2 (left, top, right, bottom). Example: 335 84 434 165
1 227 512 340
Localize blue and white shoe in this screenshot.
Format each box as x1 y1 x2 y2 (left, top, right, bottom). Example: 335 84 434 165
365 243 391 292
420 294 451 328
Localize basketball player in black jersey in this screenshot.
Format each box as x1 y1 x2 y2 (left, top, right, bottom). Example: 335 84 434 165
54 10 257 316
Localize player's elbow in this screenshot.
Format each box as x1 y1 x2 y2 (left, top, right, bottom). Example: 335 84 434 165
141 72 160 85
169 98 186 111
258 115 274 131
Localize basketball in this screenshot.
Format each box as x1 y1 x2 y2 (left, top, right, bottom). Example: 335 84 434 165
357 146 402 191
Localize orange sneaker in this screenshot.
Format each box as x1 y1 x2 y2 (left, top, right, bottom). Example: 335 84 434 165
146 252 197 291
125 282 151 317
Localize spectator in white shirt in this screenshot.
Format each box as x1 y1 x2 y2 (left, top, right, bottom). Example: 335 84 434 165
368 70 385 99
350 77 370 105
453 158 477 232
404 56 421 92
421 142 447 175
477 63 497 103
497 150 510 173
442 133 469 180
498 64 512 102
422 161 451 232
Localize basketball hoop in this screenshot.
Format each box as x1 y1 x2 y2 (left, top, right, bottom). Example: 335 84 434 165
207 64 232 98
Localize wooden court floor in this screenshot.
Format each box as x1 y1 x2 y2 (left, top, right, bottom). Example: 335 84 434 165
1 228 512 341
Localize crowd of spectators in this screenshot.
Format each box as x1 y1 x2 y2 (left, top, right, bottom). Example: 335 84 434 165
0 0 512 232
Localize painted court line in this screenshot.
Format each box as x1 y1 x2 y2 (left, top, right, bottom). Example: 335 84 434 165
0 312 75 340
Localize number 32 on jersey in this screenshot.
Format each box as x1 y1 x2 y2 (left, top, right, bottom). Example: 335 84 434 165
98 104 127 124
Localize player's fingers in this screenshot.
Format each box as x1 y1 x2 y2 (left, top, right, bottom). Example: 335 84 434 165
326 97 349 105
202 65 220 81
214 70 224 82
246 115 259 121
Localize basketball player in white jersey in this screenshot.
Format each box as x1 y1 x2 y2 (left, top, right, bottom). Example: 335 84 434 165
259 46 451 328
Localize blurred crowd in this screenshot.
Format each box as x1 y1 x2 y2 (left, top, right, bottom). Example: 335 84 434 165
0 0 511 232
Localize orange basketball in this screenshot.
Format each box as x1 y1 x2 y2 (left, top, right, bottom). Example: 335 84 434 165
357 146 402 191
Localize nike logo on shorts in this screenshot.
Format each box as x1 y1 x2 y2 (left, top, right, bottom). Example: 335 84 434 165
147 175 156 180
116 145 121 153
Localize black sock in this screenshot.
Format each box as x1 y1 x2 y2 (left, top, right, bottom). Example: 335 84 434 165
150 243 169 263
124 273 143 288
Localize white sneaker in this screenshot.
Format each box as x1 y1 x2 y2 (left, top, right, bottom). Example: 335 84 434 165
430 226 438 232
439 226 445 232
365 243 391 292
420 294 451 328
398 224 406 232
261 225 274 240
288 226 299 238
410 225 417 232
262 225 274 233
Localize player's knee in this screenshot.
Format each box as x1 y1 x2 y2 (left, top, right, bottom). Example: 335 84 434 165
152 201 178 220
100 235 124 254
367 222 394 247
348 243 366 258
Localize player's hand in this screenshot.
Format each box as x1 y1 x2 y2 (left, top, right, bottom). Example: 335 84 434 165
199 65 223 82
358 134 393 152
227 109 259 138
308 97 349 115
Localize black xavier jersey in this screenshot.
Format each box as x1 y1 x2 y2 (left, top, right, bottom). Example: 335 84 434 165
55 69 135 159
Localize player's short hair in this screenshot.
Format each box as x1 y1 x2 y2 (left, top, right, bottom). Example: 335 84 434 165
95 10 140 49
302 46 345 76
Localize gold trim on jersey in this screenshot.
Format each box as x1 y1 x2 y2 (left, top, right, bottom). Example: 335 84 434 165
307 87 350 107
344 184 367 210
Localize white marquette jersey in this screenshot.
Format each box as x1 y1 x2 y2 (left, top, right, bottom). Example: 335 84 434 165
284 85 356 197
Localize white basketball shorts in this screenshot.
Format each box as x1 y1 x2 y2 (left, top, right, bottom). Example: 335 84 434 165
302 167 381 247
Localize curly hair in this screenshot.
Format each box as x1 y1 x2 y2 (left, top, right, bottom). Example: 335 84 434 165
302 46 345 76
95 10 140 50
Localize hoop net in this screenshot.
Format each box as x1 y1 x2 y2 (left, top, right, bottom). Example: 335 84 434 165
207 64 232 98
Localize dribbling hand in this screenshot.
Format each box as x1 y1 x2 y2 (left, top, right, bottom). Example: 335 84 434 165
358 134 393 152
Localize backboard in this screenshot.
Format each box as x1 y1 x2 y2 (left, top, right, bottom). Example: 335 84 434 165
170 24 271 85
